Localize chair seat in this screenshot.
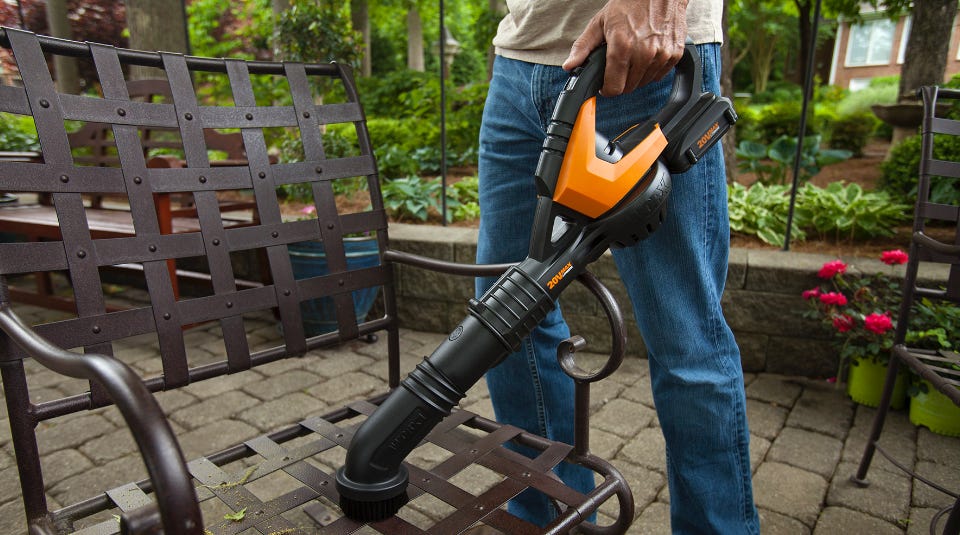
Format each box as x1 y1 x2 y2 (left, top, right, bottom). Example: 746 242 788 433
60 401 628 535
893 345 960 406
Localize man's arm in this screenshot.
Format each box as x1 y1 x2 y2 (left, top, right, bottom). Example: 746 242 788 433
562 0 689 96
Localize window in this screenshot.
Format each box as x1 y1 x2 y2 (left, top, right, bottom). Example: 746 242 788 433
846 17 896 66
848 78 872 92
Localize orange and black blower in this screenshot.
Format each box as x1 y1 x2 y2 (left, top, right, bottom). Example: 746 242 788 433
336 42 737 521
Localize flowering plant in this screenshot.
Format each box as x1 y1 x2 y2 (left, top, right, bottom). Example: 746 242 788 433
802 250 908 373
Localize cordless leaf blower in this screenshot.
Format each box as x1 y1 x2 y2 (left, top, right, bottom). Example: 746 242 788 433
336 42 738 522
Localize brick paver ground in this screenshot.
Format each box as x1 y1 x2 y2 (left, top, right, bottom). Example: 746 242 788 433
0 305 957 534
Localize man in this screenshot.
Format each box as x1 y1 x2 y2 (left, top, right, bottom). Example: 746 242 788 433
475 0 760 532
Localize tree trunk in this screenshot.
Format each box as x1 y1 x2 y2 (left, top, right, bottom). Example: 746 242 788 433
407 6 424 72
721 1 736 183
898 0 959 103
124 0 189 80
271 0 290 60
795 0 812 86
351 0 371 76
487 0 505 80
45 0 80 94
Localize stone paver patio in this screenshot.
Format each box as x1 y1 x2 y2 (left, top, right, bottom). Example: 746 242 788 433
0 304 957 534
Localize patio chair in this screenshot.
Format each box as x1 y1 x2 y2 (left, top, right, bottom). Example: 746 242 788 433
0 27 634 534
852 85 960 535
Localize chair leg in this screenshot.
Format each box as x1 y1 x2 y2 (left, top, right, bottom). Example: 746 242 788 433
944 495 959 535
851 357 903 487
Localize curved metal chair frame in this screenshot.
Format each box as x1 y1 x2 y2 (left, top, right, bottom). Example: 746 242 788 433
0 28 637 535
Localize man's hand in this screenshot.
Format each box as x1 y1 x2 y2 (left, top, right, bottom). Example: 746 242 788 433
562 0 689 96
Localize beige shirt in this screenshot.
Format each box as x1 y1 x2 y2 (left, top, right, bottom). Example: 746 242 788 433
493 0 723 65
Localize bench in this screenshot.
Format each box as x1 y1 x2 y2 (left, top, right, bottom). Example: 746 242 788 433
0 78 270 312
0 27 634 534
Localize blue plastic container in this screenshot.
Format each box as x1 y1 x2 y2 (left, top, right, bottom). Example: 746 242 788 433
288 237 381 336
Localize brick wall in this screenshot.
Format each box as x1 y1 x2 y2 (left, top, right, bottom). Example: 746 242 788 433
387 223 945 378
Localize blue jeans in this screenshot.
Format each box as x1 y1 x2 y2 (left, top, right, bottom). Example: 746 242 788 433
476 45 760 534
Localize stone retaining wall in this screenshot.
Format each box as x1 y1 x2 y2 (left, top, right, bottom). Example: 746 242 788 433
387 223 943 378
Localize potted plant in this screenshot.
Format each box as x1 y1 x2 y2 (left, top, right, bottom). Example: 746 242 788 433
802 250 909 408
285 204 380 337
902 298 960 437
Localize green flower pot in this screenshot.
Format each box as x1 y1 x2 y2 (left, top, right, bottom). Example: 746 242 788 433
909 380 960 437
846 356 907 410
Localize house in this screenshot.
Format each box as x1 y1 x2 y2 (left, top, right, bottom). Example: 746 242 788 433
829 6 960 90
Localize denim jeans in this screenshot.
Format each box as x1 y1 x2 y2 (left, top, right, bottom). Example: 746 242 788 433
476 44 760 534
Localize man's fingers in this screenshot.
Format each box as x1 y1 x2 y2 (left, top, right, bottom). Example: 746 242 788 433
562 19 604 71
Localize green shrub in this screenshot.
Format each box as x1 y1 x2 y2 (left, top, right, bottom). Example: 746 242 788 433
729 181 911 245
754 102 833 144
816 84 848 106
728 182 803 246
905 297 960 351
829 111 880 157
450 175 480 222
751 82 802 105
0 114 39 152
734 106 760 143
795 182 911 241
835 80 898 117
735 135 852 185
880 134 960 206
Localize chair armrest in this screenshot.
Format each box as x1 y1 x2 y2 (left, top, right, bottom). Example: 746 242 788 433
0 304 203 534
914 230 960 256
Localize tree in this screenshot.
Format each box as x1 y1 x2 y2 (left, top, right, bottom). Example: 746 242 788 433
728 0 793 94
898 0 959 102
407 4 424 71
124 0 189 80
45 0 80 94
274 1 361 65
0 1 128 90
351 0 371 76
721 2 736 183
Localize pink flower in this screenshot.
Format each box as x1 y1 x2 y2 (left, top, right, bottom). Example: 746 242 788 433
819 292 848 306
864 312 894 334
880 249 908 265
300 205 317 216
818 260 847 279
802 287 821 300
832 314 855 333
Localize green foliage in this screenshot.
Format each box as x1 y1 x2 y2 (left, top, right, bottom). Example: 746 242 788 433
0 114 39 152
449 176 480 222
379 174 480 223
727 182 803 246
815 84 848 106
795 182 911 241
753 102 834 144
381 176 443 222
353 76 487 174
275 1 362 66
729 181 910 245
829 111 879 157
733 106 761 142
736 135 852 185
834 79 898 117
905 298 960 351
881 134 960 206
